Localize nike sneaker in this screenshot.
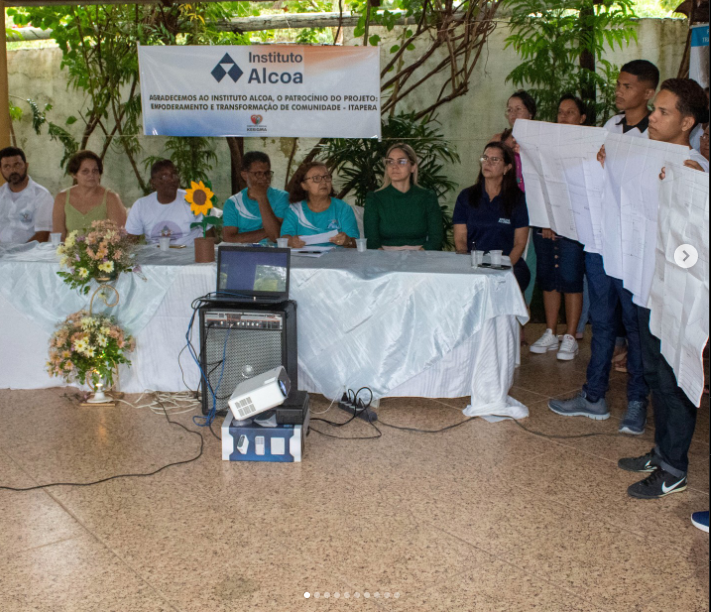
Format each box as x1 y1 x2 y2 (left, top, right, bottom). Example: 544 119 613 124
619 401 647 435
627 468 687 499
548 391 609 420
618 451 657 473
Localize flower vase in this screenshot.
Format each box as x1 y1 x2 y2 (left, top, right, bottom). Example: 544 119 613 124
194 237 216 263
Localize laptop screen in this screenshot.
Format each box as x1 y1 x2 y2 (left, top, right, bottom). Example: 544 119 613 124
217 246 290 301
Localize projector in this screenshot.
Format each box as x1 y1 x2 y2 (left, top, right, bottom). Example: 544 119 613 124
228 365 291 421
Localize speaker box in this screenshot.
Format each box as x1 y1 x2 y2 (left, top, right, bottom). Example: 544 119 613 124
199 300 297 416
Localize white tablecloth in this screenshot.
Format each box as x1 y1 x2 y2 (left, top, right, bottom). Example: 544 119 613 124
0 245 529 418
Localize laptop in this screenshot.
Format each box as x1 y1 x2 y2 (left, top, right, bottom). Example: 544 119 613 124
215 246 290 303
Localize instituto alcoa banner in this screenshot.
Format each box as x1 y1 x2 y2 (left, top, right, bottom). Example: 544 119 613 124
138 45 381 138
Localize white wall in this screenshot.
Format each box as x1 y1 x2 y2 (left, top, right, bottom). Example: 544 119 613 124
7 18 687 211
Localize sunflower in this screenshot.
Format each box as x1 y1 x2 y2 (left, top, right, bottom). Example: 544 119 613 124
185 181 215 216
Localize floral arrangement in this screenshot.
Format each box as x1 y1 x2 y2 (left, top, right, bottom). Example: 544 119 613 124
47 311 135 389
185 180 223 237
57 220 135 294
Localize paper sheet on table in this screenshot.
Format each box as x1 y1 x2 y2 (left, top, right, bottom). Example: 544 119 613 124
601 134 690 305
300 230 338 245
648 163 709 406
513 119 607 250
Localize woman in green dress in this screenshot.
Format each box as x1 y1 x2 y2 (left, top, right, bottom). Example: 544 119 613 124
364 143 443 251
52 150 127 239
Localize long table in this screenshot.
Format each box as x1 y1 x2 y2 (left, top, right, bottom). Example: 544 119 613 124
0 243 529 419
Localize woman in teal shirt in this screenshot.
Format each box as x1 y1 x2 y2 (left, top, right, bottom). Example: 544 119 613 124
364 143 443 250
281 162 359 248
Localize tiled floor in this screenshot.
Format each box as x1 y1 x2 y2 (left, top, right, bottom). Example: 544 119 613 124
0 324 708 611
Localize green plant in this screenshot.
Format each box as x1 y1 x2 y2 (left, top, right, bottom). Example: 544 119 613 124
318 113 460 248
504 0 639 125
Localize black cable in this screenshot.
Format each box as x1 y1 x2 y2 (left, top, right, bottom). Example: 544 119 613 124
511 419 623 439
0 394 205 492
376 416 477 434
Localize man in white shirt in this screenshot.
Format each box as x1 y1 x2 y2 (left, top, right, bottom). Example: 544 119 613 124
549 60 660 434
126 160 214 245
618 78 709 500
0 146 53 243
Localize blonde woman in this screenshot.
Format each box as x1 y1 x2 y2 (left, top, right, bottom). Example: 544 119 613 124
363 143 443 250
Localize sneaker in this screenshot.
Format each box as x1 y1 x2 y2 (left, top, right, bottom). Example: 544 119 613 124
618 451 657 473
548 391 610 420
529 329 559 354
556 335 579 361
691 511 710 533
627 469 687 499
619 401 647 435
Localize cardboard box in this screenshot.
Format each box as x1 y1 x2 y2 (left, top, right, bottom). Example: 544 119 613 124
221 413 304 462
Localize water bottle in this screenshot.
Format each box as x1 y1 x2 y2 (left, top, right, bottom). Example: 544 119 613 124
470 240 478 269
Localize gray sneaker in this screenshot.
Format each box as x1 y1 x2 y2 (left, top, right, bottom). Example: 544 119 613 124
548 391 610 420
619 400 647 435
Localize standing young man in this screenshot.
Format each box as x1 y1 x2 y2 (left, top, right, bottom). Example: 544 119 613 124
618 78 709 499
549 60 660 435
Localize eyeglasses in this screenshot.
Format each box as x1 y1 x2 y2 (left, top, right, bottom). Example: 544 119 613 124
304 174 332 184
248 170 274 179
701 132 710 141
505 107 529 117
384 158 411 166
79 168 101 176
480 155 504 164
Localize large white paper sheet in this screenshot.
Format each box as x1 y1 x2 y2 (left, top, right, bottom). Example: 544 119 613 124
513 120 607 251
600 134 690 305
648 163 709 406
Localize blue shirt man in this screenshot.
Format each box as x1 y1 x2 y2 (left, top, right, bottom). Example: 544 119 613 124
223 151 289 243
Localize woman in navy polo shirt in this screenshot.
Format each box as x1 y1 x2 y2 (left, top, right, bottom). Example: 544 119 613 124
453 142 530 291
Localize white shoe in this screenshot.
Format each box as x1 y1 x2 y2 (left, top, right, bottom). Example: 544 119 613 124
557 334 579 361
530 329 559 354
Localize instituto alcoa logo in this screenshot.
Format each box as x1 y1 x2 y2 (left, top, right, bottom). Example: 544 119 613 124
211 53 243 83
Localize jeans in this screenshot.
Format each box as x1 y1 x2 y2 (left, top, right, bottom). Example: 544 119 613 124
577 274 589 336
533 231 585 293
638 307 697 477
582 253 648 403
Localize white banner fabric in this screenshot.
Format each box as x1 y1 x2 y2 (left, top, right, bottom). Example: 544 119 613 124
138 45 381 138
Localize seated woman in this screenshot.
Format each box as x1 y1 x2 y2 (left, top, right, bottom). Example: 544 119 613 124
363 143 443 250
53 150 127 239
452 142 531 292
281 162 359 248
529 94 588 361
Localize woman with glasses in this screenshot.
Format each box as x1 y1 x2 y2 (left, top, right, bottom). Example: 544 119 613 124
529 94 587 361
52 150 126 239
452 142 530 291
363 143 443 251
280 162 359 248
492 90 537 193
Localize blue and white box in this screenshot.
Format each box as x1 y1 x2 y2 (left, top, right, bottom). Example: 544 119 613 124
221 413 304 462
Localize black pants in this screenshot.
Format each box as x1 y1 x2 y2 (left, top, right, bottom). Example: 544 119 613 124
637 307 697 477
